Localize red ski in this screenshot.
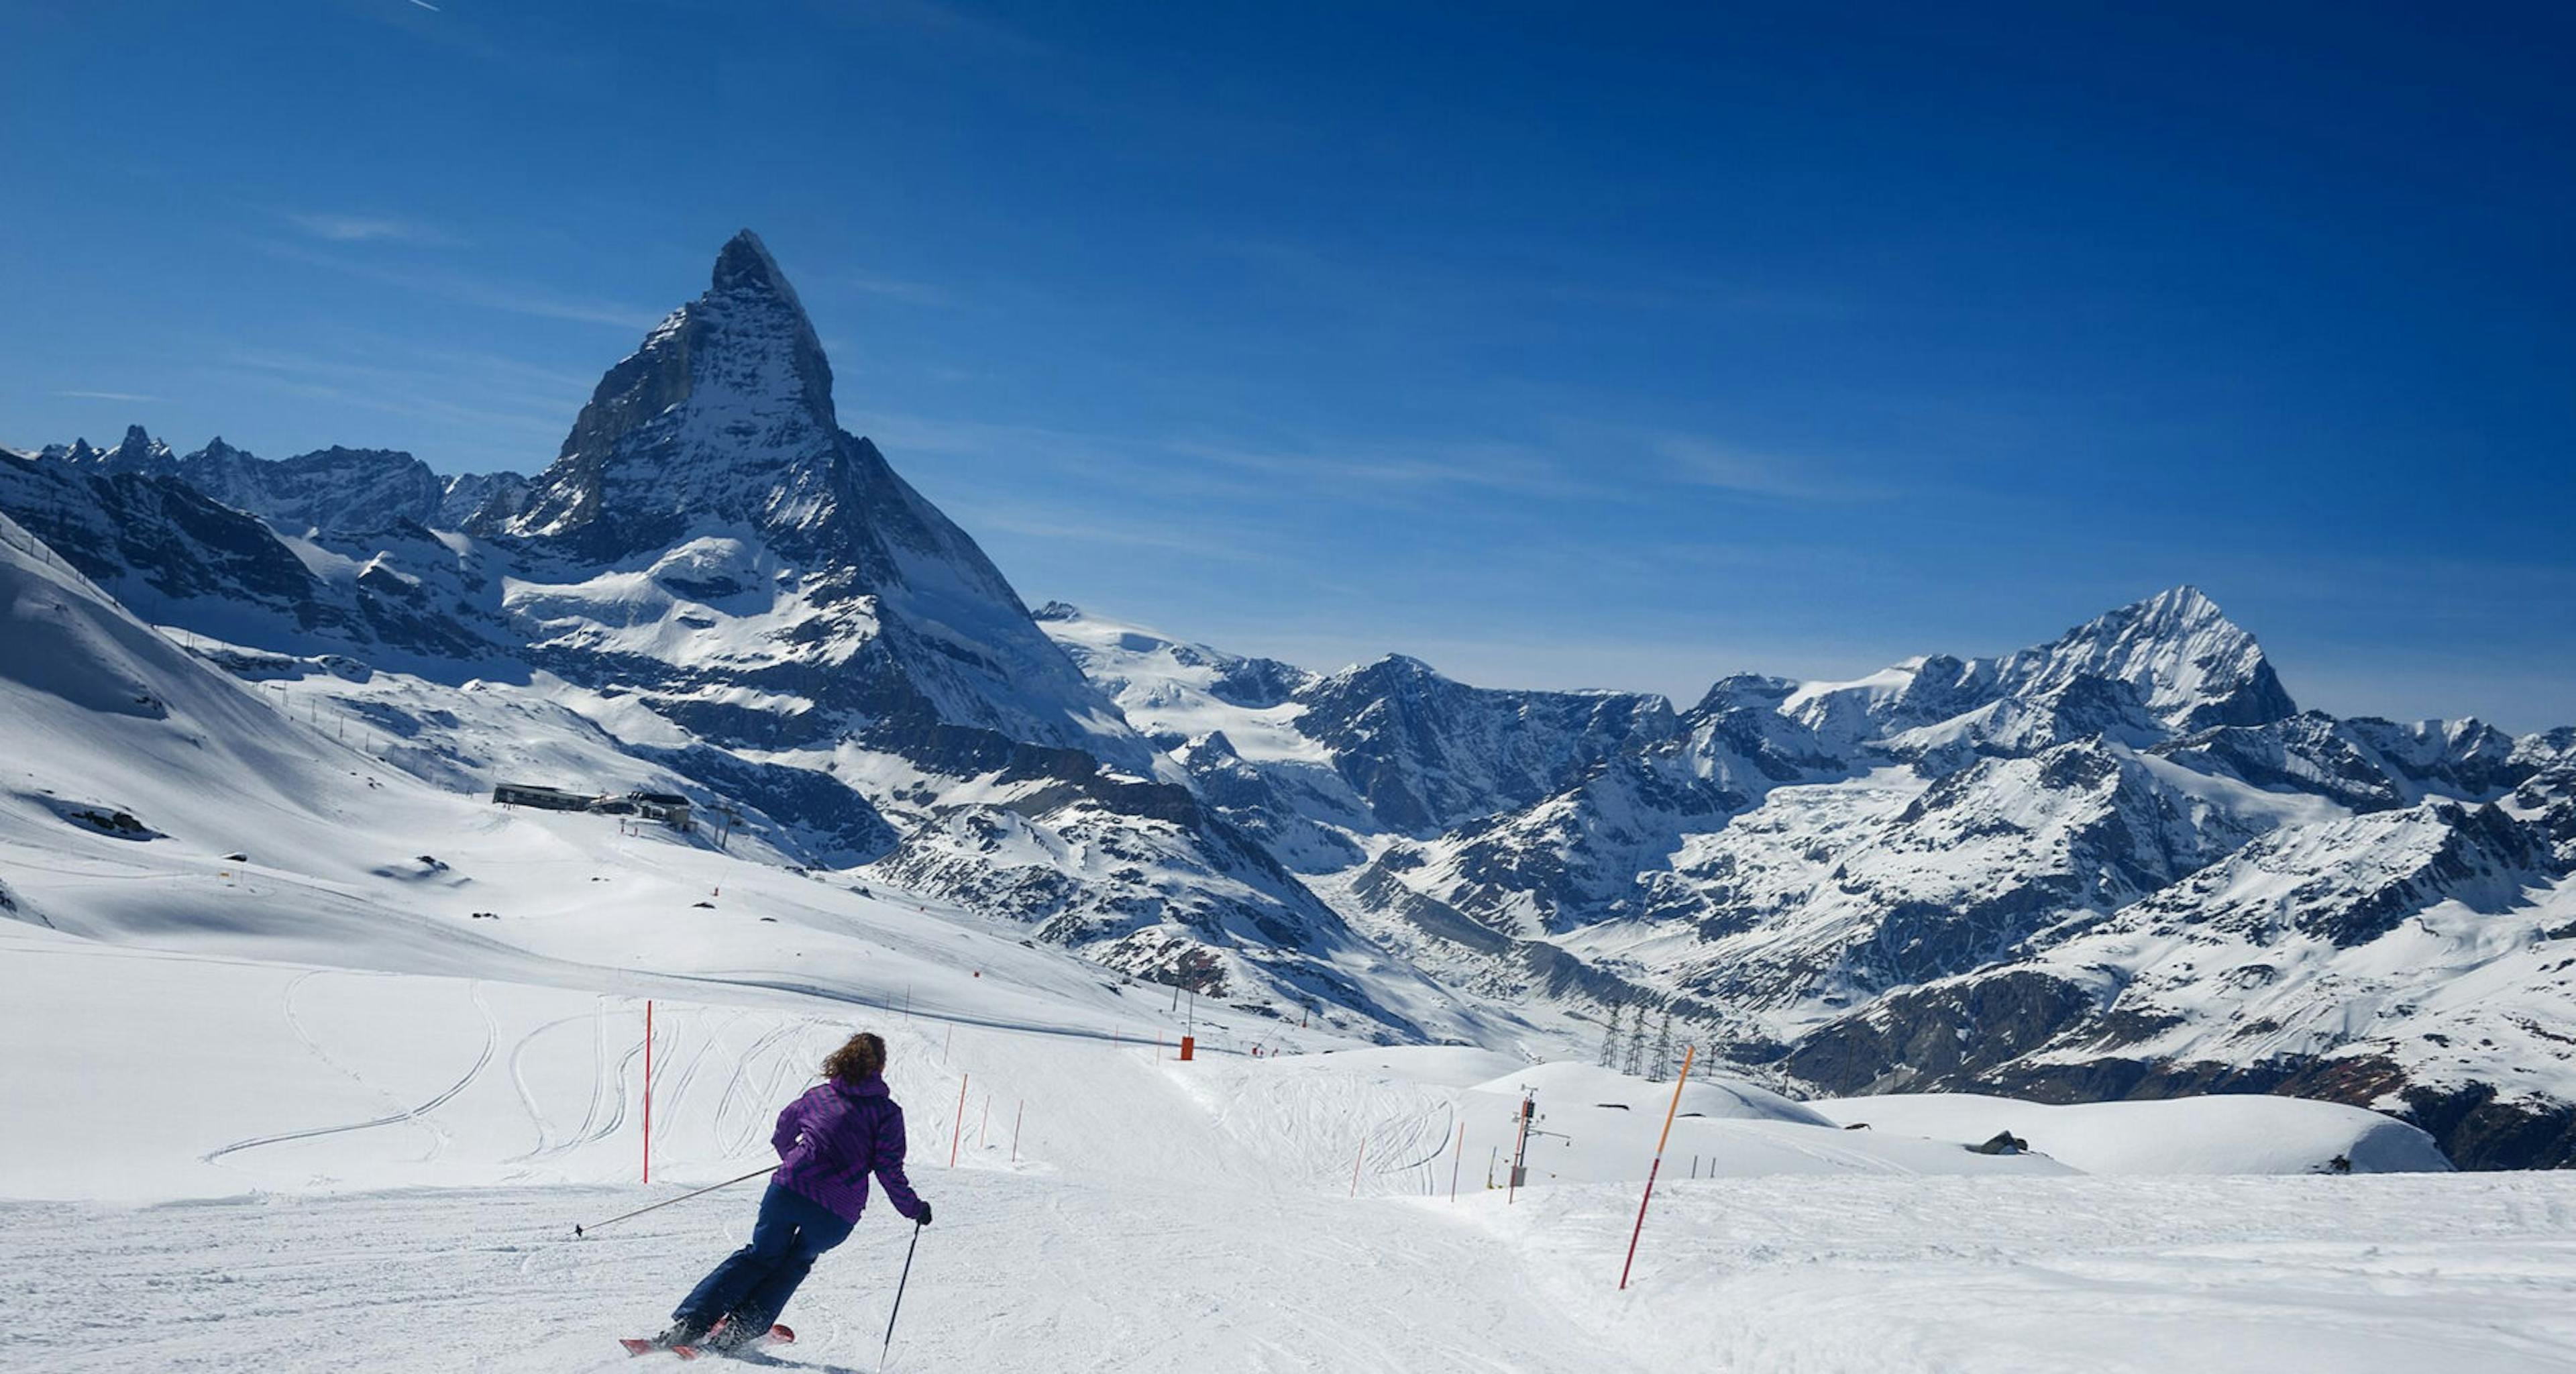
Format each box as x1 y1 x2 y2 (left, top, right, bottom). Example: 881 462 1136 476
620 1324 794 1359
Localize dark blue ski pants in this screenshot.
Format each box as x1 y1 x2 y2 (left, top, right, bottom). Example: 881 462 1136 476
675 1183 856 1331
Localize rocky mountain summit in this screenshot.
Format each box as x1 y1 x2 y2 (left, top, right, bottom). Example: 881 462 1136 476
11 232 2575 1163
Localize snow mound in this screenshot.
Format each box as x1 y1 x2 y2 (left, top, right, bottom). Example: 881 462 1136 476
1814 1092 2452 1174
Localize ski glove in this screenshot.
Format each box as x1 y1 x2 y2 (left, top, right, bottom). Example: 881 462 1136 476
913 1201 933 1226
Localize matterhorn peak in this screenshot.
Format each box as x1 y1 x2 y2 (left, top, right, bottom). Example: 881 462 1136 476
507 229 844 560
710 229 806 312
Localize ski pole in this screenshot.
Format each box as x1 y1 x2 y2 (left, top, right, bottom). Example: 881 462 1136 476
878 1220 924 1373
572 1165 771 1238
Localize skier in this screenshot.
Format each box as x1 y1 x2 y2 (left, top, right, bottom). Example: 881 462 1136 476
647 1031 933 1353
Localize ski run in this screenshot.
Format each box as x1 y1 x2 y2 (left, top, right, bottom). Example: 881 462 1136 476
5 925 2576 1371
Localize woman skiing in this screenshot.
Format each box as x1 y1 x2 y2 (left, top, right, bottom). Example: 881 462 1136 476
653 1031 932 1353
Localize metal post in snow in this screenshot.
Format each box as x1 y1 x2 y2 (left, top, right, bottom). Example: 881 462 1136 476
949 1074 968 1168
1507 1092 1534 1205
1012 1100 1024 1163
1449 1122 1465 1203
1618 1044 1697 1291
979 1093 990 1149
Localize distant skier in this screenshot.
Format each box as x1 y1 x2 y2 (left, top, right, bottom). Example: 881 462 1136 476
648 1032 932 1353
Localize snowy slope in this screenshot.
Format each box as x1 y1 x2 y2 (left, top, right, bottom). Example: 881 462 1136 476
1 906 2531 1374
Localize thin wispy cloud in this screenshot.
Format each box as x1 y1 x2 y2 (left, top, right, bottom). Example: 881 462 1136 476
1652 433 1888 503
1208 237 1856 325
850 408 1609 507
965 507 1273 564
258 240 660 331
844 272 951 306
54 389 166 404
407 0 441 11
284 212 462 247
1177 437 1615 501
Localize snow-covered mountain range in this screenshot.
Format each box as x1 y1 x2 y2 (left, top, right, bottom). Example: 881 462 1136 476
7 231 2572 1167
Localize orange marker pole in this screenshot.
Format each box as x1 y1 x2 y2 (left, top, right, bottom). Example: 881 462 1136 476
950 1074 969 1167
643 1000 653 1185
1618 1045 1695 1291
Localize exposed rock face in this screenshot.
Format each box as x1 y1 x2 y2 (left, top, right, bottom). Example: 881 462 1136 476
55 431 532 538
512 232 845 562
1289 654 1680 835
1 452 306 603
186 442 443 535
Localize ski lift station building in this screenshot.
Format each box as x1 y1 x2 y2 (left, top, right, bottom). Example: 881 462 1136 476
491 782 594 812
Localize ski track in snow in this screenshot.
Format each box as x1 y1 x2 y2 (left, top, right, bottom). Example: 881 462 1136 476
202 973 498 1165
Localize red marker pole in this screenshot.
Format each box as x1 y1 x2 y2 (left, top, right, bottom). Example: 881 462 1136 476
1618 1045 1696 1291
949 1074 969 1167
643 1000 653 1185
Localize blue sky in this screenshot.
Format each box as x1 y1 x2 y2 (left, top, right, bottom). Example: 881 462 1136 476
5 2 2571 728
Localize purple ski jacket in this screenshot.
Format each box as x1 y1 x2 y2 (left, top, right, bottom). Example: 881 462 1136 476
770 1074 926 1224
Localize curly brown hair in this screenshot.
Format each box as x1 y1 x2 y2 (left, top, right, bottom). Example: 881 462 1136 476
822 1031 887 1084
